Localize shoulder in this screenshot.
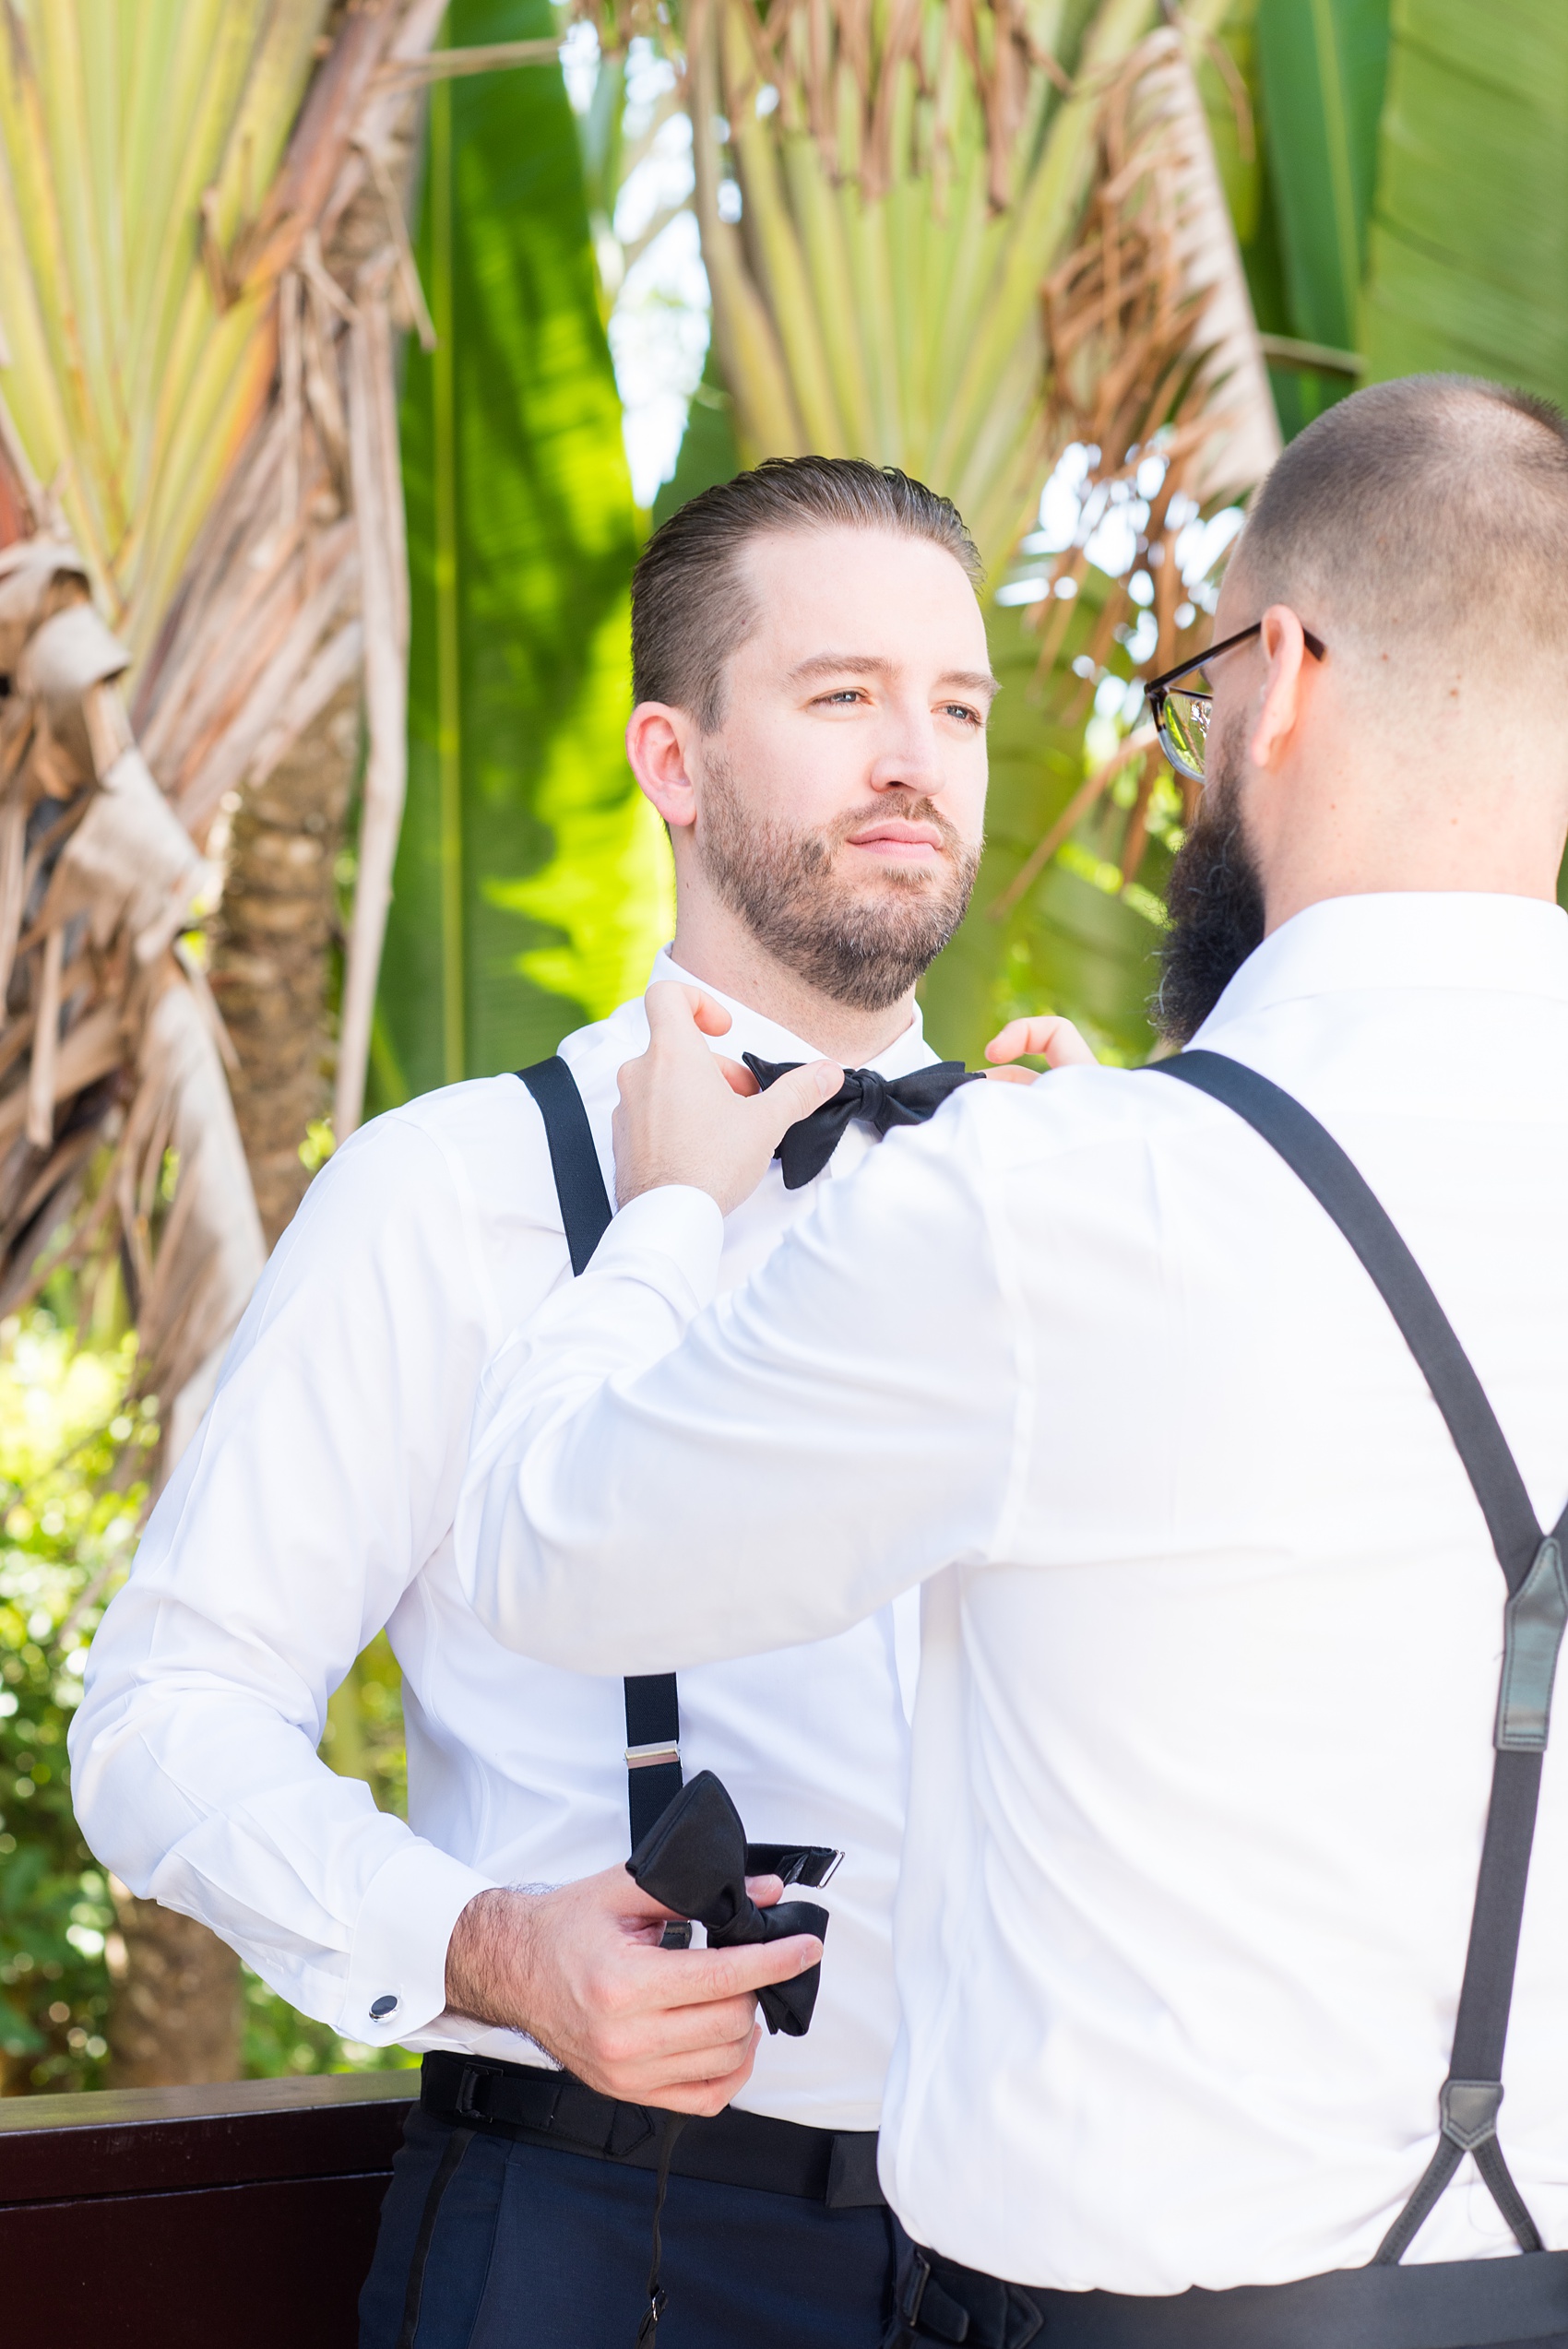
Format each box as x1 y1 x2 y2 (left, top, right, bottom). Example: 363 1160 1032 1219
557 995 651 1114
901 1062 1214 1169
293 1077 533 1228
851 1063 1247 1242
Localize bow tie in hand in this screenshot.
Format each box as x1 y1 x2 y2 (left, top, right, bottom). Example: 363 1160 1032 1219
627 1771 829 2036
742 1053 980 1189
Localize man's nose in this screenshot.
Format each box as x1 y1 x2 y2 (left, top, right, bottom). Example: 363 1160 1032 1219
867 714 945 797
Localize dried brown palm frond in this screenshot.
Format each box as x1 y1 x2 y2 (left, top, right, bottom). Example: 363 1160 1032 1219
0 0 447 1460
0 522 261 1457
993 25 1280 907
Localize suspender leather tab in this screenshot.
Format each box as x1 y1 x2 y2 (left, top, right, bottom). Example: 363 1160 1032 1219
1440 2079 1503 2151
1496 1536 1568 1751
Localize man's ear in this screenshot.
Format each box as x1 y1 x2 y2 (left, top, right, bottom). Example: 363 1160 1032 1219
1249 606 1314 774
627 702 700 831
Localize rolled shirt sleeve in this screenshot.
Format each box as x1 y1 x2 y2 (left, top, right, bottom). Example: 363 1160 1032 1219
456 1088 1027 1674
69 1116 502 2044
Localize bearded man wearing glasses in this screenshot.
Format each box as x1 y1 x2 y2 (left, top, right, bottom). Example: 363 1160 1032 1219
453 374 1568 2349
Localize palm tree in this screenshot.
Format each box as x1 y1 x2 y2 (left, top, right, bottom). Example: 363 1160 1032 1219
0 0 448 2083
619 0 1278 1059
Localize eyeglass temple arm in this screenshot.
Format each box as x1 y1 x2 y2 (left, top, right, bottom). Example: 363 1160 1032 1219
1147 620 1326 702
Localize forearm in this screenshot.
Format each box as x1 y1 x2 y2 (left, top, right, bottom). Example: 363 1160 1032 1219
72 1616 493 2043
456 1122 1017 1672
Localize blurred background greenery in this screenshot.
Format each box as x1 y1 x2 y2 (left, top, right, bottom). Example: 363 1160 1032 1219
0 1288 416 2090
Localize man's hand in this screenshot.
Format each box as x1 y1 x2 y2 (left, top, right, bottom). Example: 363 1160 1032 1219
613 983 839 1212
982 1014 1097 1083
443 1864 822 2116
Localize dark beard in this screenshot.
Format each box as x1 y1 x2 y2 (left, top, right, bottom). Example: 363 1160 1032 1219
695 753 980 1013
1153 731 1265 1047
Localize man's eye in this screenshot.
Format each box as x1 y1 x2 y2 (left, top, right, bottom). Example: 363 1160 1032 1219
814 690 865 706
942 703 983 727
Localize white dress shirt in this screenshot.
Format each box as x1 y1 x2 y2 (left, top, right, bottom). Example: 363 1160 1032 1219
455 895 1568 2292
69 950 928 2130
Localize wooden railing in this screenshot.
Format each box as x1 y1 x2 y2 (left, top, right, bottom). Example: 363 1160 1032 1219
0 2070 416 2347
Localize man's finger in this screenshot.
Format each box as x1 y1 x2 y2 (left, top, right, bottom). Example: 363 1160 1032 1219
749 1060 841 1152
644 979 732 1039
717 1056 761 1098
984 1014 1096 1071
612 1873 687 1929
607 1997 762 2068
649 1929 825 2009
637 2033 762 2117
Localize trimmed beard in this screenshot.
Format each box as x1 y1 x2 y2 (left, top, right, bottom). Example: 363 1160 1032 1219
1153 709 1266 1047
695 750 980 1013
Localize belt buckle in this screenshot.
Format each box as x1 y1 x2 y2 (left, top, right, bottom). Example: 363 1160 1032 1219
454 2065 491 2123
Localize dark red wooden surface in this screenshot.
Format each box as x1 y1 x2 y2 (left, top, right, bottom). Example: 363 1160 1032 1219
0 2071 416 2347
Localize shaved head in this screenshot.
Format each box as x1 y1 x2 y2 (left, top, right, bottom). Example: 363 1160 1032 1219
1227 374 1568 700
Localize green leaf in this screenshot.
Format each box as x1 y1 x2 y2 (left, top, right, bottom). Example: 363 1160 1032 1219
376 0 673 1104
1256 0 1390 350
921 590 1170 1070
1246 0 1390 433
1360 0 1568 402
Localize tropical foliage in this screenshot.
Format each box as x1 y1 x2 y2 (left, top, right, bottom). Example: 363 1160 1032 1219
0 1311 147 2093
375 0 673 1104
0 1298 414 2094
0 0 449 2088
1361 0 1567 403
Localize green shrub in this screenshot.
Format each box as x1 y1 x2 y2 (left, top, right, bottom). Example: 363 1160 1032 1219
0 1306 415 2094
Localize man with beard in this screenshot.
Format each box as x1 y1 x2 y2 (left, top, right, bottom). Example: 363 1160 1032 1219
453 376 1568 2349
74 457 1087 2349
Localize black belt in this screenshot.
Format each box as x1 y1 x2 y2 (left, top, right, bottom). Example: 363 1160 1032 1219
892 2235 1568 2349
421 2051 885 2209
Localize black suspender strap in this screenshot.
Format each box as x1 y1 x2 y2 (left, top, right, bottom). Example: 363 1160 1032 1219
517 1059 683 1850
519 1055 615 1276
1153 1050 1568 2265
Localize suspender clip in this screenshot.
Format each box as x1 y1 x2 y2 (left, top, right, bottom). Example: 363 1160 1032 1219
625 1740 681 1770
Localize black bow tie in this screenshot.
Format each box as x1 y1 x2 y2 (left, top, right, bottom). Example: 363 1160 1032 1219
742 1051 981 1189
628 1770 829 2037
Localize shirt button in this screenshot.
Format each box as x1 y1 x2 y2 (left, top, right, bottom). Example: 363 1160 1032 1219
370 1994 398 2019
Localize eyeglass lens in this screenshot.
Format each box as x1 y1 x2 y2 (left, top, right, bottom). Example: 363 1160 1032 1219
1156 687 1213 783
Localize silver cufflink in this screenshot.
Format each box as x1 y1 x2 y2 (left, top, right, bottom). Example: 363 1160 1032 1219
370 1994 398 2019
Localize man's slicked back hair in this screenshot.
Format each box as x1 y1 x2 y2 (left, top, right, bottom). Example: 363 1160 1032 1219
1230 374 1568 683
632 457 982 730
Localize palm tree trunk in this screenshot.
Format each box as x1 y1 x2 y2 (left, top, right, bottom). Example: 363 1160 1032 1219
210 692 359 1247
105 1888 246 2091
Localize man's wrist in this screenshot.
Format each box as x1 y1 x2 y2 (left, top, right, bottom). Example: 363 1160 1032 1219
444 1885 541 2030
599 1186 725 1306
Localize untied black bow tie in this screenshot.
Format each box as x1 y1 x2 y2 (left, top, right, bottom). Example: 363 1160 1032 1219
742 1050 981 1189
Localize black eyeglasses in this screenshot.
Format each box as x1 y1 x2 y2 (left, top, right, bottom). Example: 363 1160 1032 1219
1143 621 1327 782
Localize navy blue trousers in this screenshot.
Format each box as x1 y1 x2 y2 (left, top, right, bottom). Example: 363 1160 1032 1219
360 2103 896 2349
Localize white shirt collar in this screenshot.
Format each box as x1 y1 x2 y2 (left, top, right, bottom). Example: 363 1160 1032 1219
648 945 934 1076
1197 893 1568 1046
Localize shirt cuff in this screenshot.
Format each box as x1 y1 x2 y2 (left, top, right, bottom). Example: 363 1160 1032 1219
341 1836 499 2044
598 1184 724 1314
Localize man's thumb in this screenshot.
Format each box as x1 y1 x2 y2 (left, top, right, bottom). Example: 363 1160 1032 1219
756 1059 841 1145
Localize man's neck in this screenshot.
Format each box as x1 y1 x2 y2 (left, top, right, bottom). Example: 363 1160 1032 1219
667 913 918 1066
